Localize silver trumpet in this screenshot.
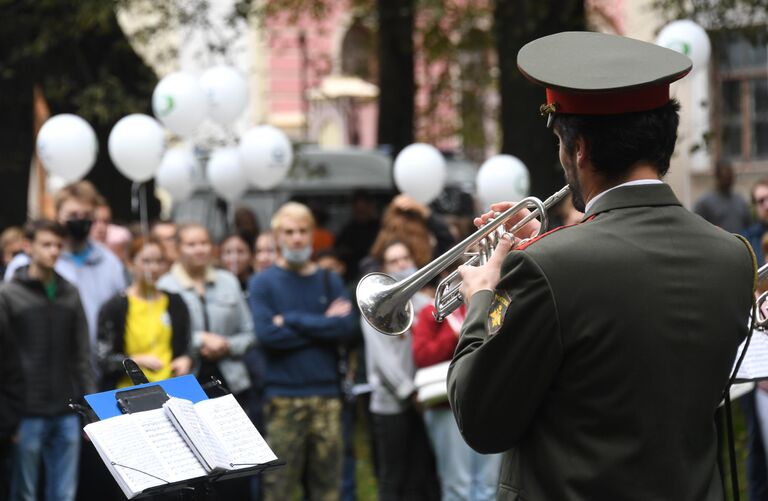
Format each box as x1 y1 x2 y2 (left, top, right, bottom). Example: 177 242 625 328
357 185 571 336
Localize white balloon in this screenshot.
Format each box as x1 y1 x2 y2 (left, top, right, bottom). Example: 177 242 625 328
108 114 166 183
239 125 294 189
656 20 711 73
152 72 208 137
200 66 249 124
393 143 446 204
476 155 530 209
207 147 248 202
36 114 98 182
156 148 197 201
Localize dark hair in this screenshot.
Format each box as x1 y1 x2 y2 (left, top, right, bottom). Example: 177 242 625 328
233 206 260 243
128 235 166 261
553 99 680 179
23 219 66 241
315 248 342 262
220 233 254 254
715 161 733 174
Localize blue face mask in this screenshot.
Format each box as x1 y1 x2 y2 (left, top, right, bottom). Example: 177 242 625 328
389 266 417 281
281 244 312 266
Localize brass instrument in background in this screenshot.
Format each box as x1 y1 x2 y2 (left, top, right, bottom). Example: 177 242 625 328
357 186 571 336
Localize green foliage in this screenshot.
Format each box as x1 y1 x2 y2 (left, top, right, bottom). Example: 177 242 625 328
252 0 373 25
0 0 156 125
251 0 494 154
414 1 494 157
653 0 768 40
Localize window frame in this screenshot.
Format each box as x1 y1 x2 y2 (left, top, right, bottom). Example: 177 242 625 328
712 31 768 171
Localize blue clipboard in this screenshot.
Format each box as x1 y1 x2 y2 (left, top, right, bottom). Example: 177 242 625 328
85 374 208 420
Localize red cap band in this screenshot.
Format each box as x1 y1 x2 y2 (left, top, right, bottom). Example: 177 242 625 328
546 84 670 115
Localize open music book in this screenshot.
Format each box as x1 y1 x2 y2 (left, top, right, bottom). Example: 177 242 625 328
84 394 277 499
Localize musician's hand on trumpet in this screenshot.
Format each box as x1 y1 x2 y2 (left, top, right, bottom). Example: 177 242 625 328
474 202 541 240
356 186 570 335
458 233 516 305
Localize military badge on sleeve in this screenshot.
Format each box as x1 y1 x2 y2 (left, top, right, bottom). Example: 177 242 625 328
487 291 512 337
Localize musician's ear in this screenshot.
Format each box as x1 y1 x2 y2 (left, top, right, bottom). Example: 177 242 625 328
574 137 590 169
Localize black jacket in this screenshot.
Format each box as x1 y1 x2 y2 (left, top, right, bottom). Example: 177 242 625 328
0 267 94 416
0 309 24 441
96 291 192 390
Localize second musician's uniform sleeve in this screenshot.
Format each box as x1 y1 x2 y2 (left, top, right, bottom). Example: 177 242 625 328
447 251 563 454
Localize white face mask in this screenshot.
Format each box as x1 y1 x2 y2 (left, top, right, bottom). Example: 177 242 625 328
389 265 417 281
281 244 312 265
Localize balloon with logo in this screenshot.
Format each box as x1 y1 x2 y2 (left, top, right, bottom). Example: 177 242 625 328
36 114 98 182
239 125 294 189
393 143 446 204
200 66 249 124
207 147 248 202
476 155 530 209
655 20 711 73
108 114 166 182
156 147 197 201
152 72 208 137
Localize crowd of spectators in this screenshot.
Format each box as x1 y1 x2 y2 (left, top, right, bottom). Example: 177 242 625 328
6 168 765 501
0 179 475 501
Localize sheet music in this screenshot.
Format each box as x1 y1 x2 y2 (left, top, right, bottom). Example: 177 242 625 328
195 394 277 468
734 328 768 382
163 397 231 471
84 414 170 497
133 408 207 482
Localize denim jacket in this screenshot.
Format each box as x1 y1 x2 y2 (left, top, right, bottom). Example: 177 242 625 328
157 264 256 394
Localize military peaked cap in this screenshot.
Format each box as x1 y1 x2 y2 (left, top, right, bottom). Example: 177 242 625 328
517 31 692 124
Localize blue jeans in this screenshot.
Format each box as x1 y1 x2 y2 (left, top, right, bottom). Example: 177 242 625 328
10 414 80 501
423 407 501 501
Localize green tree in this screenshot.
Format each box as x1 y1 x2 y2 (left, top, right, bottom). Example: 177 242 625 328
0 0 164 226
494 0 585 199
653 0 767 36
377 0 415 156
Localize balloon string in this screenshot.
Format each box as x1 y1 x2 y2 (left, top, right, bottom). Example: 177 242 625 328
140 183 149 239
131 182 139 215
131 181 149 239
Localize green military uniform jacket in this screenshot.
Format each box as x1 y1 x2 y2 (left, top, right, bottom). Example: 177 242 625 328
447 183 755 501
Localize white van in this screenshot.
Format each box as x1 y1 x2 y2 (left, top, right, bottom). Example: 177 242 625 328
172 146 477 242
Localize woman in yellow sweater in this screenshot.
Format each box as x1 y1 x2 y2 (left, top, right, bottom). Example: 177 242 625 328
96 236 192 389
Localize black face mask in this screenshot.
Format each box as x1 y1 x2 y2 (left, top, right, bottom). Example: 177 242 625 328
65 218 93 242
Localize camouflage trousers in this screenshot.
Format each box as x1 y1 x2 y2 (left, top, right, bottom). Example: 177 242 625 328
262 396 343 501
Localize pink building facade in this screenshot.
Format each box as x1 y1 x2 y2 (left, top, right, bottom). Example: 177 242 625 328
259 3 378 148
258 1 628 157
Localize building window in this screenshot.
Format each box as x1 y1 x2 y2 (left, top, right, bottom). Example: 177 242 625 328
715 31 768 163
341 20 377 82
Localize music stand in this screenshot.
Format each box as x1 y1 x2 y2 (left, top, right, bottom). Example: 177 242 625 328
81 359 283 500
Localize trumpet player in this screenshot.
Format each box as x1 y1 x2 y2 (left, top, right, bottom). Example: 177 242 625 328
447 32 756 501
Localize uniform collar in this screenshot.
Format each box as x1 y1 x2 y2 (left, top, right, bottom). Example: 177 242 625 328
583 182 681 220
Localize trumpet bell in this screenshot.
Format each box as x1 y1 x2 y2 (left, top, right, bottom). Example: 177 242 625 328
356 272 414 336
